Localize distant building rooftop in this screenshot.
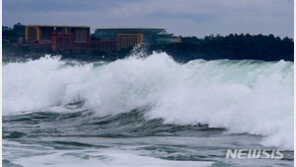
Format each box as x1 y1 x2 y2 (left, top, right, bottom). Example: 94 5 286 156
26 25 90 28
95 27 165 30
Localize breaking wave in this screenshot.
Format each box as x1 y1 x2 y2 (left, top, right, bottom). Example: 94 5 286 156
3 52 294 148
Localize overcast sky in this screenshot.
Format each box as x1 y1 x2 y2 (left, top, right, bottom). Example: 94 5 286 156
3 0 294 38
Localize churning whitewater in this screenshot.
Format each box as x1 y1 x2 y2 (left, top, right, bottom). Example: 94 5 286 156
3 52 294 167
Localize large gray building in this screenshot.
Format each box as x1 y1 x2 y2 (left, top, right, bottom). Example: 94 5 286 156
94 28 181 45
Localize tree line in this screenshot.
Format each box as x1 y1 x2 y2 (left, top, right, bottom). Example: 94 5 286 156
149 34 293 62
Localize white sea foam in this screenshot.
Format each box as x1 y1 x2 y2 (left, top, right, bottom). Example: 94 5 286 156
10 148 212 167
3 53 294 148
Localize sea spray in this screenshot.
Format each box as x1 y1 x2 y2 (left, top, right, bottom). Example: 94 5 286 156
3 52 293 148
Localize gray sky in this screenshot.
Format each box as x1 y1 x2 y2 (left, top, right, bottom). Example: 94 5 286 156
3 0 294 38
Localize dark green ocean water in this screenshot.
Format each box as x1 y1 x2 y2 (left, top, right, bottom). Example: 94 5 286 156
3 54 294 166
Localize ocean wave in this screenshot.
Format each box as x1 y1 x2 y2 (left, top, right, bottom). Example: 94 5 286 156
3 52 294 148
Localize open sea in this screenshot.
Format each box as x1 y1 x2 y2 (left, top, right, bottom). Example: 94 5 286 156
2 52 294 166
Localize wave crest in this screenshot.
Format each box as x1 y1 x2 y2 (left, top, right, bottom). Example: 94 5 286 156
3 52 294 148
